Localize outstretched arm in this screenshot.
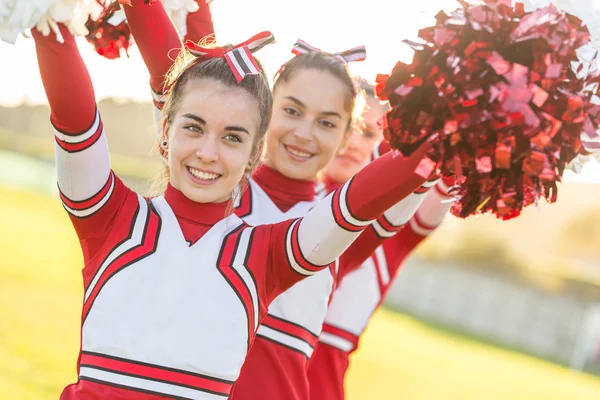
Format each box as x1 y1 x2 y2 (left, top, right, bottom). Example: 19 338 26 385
256 141 433 302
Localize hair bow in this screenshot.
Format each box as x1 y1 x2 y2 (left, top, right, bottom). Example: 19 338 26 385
291 39 366 64
185 31 275 83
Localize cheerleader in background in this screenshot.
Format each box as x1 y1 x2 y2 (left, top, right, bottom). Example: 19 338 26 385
120 3 455 399
307 79 456 400
32 11 433 400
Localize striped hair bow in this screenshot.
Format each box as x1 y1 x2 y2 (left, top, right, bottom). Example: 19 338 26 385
291 39 366 64
185 31 275 83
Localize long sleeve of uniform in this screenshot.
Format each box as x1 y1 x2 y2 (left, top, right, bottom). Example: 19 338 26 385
33 25 131 255
124 0 183 95
336 177 438 278
184 0 215 43
252 141 433 304
381 176 455 275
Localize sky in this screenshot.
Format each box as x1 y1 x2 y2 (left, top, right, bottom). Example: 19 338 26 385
0 0 599 180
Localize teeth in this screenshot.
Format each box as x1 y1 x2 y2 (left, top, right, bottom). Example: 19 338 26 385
286 146 312 158
189 167 219 180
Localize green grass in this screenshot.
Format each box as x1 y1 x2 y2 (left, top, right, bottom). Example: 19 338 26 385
0 185 599 400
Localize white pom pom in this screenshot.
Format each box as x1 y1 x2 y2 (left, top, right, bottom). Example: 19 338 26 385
160 0 200 38
0 0 103 44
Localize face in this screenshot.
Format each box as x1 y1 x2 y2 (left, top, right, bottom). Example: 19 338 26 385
161 78 260 203
323 95 388 184
264 68 351 181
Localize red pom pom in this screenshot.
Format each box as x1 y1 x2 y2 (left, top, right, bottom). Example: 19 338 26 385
86 1 133 60
381 0 600 220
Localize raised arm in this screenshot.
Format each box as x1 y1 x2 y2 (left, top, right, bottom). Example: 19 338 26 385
33 25 130 247
123 0 183 110
257 141 434 301
184 0 216 44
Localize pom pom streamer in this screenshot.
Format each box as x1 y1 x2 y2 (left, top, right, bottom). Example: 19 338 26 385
85 0 132 59
0 0 102 44
380 0 600 220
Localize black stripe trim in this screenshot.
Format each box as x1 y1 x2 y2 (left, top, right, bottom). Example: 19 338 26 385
342 178 370 225
79 376 195 400
249 36 275 53
216 224 253 347
82 201 161 323
58 171 113 206
81 351 235 384
80 364 229 397
232 48 252 74
50 107 99 137
265 313 318 338
256 333 312 359
84 200 141 292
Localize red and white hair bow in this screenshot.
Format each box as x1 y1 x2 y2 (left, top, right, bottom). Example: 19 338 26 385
185 31 275 83
291 39 366 64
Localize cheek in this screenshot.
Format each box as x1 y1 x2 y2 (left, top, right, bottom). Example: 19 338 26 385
317 129 345 155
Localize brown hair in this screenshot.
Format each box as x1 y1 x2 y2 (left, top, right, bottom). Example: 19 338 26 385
273 52 357 132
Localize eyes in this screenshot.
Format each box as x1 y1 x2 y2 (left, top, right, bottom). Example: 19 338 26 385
184 124 243 143
283 106 337 129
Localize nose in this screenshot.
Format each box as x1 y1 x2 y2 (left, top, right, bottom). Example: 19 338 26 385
292 120 313 142
346 129 362 150
196 134 219 163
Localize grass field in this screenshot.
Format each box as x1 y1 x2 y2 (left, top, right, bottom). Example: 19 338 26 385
1 185 599 400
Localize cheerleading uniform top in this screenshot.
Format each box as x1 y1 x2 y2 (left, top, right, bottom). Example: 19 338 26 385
33 24 432 400
228 143 439 400
307 177 454 400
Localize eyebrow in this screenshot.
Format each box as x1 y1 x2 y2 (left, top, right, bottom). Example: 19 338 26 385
284 96 342 119
182 113 250 135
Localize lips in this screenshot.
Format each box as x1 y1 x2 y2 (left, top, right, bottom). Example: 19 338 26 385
186 166 222 185
284 144 315 161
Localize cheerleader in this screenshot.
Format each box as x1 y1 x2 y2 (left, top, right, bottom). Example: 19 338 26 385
119 4 443 399
32 17 431 400
306 82 456 400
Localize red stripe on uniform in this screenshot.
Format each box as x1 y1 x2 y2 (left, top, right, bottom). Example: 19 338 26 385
59 172 114 211
411 212 437 235
435 183 454 198
289 220 328 274
262 314 318 348
80 352 233 396
152 98 164 110
234 185 252 218
331 186 365 232
82 203 161 322
216 225 255 347
321 324 359 348
376 214 405 233
54 120 104 153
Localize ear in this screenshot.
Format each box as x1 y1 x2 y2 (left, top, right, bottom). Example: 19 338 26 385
160 117 170 147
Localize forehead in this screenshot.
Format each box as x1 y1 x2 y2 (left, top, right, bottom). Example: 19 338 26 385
178 78 260 129
363 96 388 124
276 68 351 115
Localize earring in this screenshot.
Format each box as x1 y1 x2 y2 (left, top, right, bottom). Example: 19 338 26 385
161 141 168 148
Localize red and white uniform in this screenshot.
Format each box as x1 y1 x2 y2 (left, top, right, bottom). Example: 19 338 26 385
229 144 441 400
34 20 432 399
307 178 455 400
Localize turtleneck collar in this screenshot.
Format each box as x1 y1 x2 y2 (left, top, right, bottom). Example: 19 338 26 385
252 164 316 212
164 183 230 225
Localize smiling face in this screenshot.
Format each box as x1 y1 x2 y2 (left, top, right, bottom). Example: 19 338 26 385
161 78 260 203
323 95 388 184
263 68 352 181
